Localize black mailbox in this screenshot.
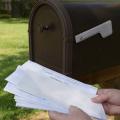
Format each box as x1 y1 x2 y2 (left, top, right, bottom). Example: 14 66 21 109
29 0 120 83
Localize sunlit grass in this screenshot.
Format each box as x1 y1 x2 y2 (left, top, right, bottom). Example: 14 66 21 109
0 17 50 120
0 18 37 120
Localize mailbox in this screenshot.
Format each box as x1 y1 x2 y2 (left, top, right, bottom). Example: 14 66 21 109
29 0 120 83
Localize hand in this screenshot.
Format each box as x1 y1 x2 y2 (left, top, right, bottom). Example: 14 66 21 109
92 89 120 115
48 106 92 120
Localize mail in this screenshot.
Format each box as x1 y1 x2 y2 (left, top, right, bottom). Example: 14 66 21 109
4 60 106 120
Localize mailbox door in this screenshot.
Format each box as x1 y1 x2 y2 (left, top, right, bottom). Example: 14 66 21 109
29 0 73 75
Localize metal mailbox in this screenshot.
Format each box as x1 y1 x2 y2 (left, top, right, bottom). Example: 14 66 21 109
29 0 120 83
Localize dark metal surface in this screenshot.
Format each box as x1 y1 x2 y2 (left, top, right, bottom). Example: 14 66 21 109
63 1 120 80
29 0 73 75
29 0 120 82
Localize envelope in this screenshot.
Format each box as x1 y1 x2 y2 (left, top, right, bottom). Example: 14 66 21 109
5 61 106 120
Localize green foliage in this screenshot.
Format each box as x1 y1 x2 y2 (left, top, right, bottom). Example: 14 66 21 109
11 0 36 17
0 0 2 11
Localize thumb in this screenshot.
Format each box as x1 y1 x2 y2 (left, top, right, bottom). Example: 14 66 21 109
69 106 89 116
48 111 67 120
69 106 81 113
92 94 109 103
69 106 92 120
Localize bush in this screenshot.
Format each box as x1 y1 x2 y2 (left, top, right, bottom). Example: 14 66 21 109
11 0 36 18
0 1 10 15
0 0 2 11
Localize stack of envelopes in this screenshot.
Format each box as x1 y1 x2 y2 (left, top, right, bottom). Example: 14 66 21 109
4 60 106 120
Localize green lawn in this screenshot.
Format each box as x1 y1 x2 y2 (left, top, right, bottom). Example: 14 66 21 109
0 18 38 120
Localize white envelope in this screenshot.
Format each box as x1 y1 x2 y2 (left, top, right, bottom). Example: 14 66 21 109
21 61 97 95
4 83 68 113
5 61 106 120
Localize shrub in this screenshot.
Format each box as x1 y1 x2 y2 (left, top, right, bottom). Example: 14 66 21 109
11 0 36 18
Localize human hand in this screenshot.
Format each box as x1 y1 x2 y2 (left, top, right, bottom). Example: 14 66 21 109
49 106 92 120
92 89 120 115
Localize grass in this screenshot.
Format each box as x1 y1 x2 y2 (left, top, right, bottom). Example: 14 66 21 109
0 17 49 120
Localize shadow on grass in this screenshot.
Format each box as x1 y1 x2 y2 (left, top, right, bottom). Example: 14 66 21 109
0 50 29 90
0 50 36 120
0 93 33 120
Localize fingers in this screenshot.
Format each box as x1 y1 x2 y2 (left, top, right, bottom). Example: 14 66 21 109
103 104 120 115
109 106 120 115
48 111 67 120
